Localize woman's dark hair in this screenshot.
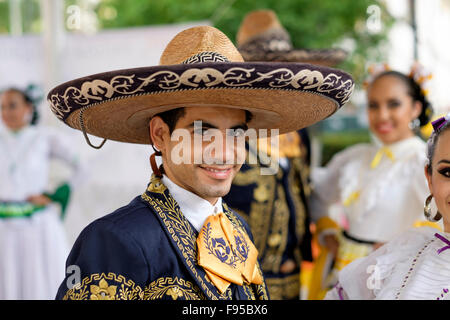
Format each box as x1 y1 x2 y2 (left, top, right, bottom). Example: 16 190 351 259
372 70 433 127
426 119 450 175
155 107 253 133
2 87 39 125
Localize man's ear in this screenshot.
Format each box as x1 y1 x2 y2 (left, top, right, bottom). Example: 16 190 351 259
149 116 169 153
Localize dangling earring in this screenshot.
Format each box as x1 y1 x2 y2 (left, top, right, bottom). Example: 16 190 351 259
408 118 421 130
424 194 442 222
150 145 163 178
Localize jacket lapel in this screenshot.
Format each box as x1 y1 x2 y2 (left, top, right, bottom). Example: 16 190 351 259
140 175 232 300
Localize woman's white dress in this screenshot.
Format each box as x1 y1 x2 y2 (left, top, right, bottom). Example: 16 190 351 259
325 227 450 300
310 136 432 287
0 125 82 299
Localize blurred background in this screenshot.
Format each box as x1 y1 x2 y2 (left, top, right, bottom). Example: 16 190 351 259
0 0 449 246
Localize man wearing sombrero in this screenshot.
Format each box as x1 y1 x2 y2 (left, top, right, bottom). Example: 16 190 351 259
50 25 353 300
223 10 348 300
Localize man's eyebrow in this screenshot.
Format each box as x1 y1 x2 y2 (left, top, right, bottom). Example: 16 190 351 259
187 121 218 129
187 121 248 131
437 159 450 165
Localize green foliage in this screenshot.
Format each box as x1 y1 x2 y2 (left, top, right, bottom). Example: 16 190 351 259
0 0 41 34
0 0 394 86
0 1 8 34
93 0 394 85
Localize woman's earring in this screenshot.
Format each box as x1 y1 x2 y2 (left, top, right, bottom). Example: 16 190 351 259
408 118 421 130
424 194 442 222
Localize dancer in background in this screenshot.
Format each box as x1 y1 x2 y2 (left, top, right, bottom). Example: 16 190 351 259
309 63 436 298
223 10 348 300
325 113 450 299
0 87 84 299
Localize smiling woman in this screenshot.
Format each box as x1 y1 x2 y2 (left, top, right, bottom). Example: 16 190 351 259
325 113 450 300
309 63 436 298
425 114 450 228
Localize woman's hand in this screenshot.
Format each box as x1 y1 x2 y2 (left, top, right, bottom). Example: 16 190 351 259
27 194 52 206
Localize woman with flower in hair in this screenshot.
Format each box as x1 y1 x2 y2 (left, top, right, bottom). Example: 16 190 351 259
308 63 437 299
0 87 84 299
325 113 450 299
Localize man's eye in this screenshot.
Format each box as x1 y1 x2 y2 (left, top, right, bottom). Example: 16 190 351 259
228 129 246 138
193 129 203 135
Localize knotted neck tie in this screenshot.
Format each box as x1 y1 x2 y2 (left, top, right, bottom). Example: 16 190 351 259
197 212 263 293
370 146 395 169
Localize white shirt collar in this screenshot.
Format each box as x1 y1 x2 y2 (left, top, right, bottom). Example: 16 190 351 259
161 174 223 232
371 135 424 158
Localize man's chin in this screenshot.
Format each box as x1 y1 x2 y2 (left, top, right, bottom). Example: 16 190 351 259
199 181 232 199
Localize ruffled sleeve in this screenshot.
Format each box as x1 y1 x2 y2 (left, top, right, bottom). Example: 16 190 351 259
324 228 433 300
45 127 87 189
309 144 369 219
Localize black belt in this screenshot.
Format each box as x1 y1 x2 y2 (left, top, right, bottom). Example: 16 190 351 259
342 230 376 245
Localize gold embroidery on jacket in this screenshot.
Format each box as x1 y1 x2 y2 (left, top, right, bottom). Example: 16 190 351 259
144 277 206 300
63 272 144 300
265 273 300 300
142 175 268 300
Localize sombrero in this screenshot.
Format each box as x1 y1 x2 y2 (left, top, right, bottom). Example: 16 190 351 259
237 10 347 66
47 26 354 145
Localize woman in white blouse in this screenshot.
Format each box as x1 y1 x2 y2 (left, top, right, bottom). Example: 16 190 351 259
325 113 450 299
0 88 84 299
308 65 436 297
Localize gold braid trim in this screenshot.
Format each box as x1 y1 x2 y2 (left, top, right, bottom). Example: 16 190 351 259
63 272 144 300
265 273 300 300
144 277 206 300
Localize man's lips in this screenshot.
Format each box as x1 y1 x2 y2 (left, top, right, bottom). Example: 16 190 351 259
199 165 233 180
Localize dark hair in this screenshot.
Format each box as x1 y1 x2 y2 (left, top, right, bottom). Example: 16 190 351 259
371 70 433 127
154 107 253 133
426 119 450 175
2 87 39 125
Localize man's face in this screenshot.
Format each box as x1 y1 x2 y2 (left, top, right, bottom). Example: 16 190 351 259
151 106 248 205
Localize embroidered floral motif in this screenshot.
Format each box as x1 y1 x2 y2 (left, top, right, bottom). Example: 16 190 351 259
90 278 117 300
235 233 249 261
211 237 233 264
141 175 269 300
203 222 236 267
144 277 205 300
63 272 144 300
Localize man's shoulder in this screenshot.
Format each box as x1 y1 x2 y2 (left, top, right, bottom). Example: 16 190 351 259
80 195 163 244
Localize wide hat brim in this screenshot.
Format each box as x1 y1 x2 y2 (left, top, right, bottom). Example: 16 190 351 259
48 61 354 144
239 48 348 66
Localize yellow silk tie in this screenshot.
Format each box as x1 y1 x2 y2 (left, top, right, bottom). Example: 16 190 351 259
197 212 263 293
370 146 395 169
